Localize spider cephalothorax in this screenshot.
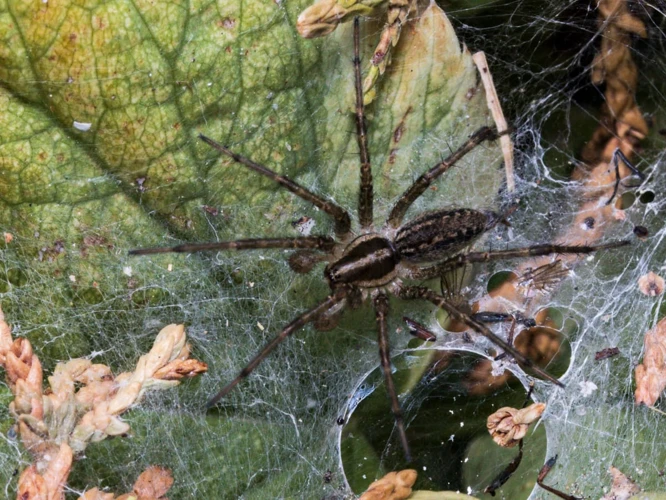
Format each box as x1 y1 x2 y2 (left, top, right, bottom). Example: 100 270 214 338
130 18 630 460
324 209 496 288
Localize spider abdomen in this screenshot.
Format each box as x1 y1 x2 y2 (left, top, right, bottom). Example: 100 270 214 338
395 208 490 262
325 234 399 287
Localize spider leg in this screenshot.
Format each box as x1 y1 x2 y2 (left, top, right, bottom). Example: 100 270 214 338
353 17 374 229
398 285 564 387
199 134 352 238
387 126 500 228
605 148 645 205
537 456 582 500
129 236 336 255
404 312 534 344
207 288 347 408
374 293 411 461
408 240 630 280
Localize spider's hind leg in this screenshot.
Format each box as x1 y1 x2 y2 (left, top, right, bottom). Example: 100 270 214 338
207 289 347 408
398 285 564 388
374 293 412 461
409 239 631 280
387 126 501 228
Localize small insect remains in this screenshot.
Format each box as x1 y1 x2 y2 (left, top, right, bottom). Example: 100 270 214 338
130 18 632 461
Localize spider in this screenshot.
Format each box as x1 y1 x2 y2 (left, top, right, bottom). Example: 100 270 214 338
130 18 631 461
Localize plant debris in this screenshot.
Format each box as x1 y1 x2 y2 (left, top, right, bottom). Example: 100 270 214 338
600 466 640 500
0 304 206 499
487 403 545 448
359 469 418 500
595 347 620 361
635 317 666 406
80 466 174 500
638 271 664 297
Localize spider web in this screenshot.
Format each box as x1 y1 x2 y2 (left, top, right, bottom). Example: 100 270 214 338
0 0 664 498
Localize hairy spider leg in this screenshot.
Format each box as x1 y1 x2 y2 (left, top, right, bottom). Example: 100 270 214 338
485 440 524 496
198 134 352 238
440 260 469 299
398 286 565 387
387 126 500 228
128 236 336 255
207 289 348 408
375 293 411 461
606 147 645 205
353 17 374 229
409 240 631 281
537 456 581 500
404 313 534 344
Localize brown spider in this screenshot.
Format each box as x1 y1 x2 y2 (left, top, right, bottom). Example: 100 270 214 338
130 18 629 461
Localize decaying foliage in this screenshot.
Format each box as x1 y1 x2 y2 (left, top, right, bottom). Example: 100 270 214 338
635 317 666 407
359 469 418 500
0 305 206 499
79 466 174 500
600 466 641 500
638 272 665 297
298 0 416 103
487 403 546 448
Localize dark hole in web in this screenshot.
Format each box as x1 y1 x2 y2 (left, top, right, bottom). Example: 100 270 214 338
639 191 655 204
339 350 547 499
634 225 649 239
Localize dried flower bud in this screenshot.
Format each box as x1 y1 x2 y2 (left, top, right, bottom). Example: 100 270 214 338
297 0 384 39
359 469 417 500
638 272 664 297
487 403 546 448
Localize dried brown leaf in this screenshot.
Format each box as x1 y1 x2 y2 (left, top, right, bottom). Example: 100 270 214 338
600 466 641 500
79 488 116 500
360 469 418 500
17 466 49 500
132 466 174 499
635 318 666 406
